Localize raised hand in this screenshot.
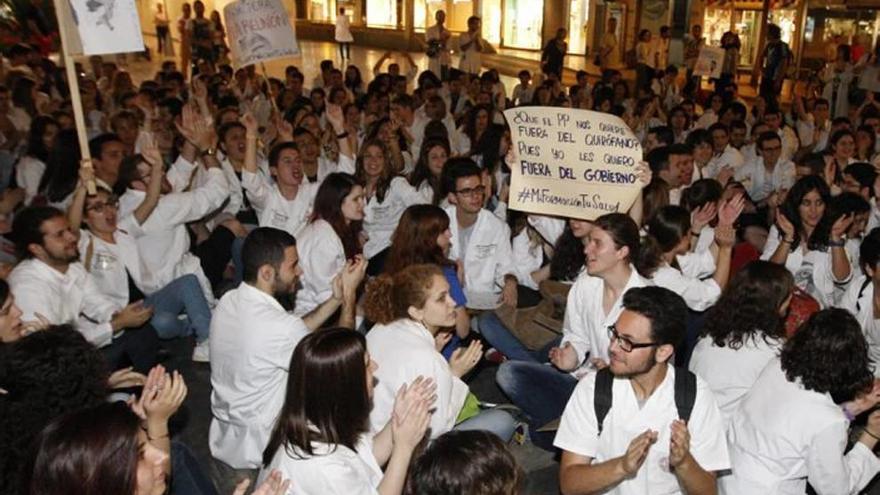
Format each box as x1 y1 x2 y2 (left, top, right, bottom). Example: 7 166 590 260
690 203 717 233
393 376 438 423
434 331 453 352
830 213 854 242
325 103 345 132
449 340 483 377
776 209 796 241
240 112 259 135
143 369 188 424
714 223 736 248
107 367 147 389
635 161 652 187
621 429 657 476
717 193 745 227
549 342 579 372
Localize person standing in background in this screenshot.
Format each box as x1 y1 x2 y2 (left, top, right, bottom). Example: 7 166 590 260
684 24 705 97
189 1 215 67
758 24 790 107
210 11 227 64
459 16 484 76
426 10 452 81
720 31 741 89
600 17 620 71
154 3 170 57
657 25 671 71
541 28 568 81
335 7 354 61
177 3 192 76
635 29 655 92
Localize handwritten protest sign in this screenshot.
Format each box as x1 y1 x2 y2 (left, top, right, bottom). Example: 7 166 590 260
67 0 144 55
503 107 643 221
224 0 300 68
694 46 724 79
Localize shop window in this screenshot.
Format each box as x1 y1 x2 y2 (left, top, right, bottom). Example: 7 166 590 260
568 0 589 55
310 0 336 22
481 0 502 45
502 0 542 49
367 0 397 27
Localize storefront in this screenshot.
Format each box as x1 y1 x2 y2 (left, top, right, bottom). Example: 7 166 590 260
702 0 798 69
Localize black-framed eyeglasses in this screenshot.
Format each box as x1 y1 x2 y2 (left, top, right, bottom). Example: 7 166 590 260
455 186 485 197
607 325 660 353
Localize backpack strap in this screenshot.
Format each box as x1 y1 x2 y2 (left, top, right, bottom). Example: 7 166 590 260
593 368 614 436
856 277 872 313
674 367 698 424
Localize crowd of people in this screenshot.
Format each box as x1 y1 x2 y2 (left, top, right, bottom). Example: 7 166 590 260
3 9 880 495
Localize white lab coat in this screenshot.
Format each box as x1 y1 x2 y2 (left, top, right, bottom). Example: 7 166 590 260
293 219 346 316
118 163 230 306
366 318 469 439
334 14 354 43
839 275 880 377
78 229 161 309
260 433 381 495
704 145 745 179
363 177 424 259
445 206 515 309
458 32 482 74
554 367 730 495
761 225 850 308
650 263 721 312
209 283 310 469
561 268 650 376
8 258 118 347
722 359 880 494
241 170 317 237
316 154 355 183
689 335 782 426
734 157 796 203
527 214 566 247
15 155 45 205
676 229 716 279
511 229 544 291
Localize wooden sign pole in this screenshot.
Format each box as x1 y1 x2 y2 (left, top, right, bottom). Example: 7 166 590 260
51 0 97 194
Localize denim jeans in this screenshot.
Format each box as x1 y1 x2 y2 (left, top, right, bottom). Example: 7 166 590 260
477 312 559 363
145 274 211 343
454 408 518 441
171 441 218 495
496 360 577 450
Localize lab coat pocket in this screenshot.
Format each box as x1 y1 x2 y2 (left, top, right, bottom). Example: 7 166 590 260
474 243 497 260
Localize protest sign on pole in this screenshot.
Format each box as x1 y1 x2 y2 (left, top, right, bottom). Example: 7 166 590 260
224 0 300 69
67 0 145 55
503 107 643 221
693 46 724 79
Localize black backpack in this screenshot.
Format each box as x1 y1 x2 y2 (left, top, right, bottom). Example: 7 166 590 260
594 367 697 435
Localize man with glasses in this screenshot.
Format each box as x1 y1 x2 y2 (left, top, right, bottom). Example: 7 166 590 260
735 131 796 207
443 158 517 309
555 286 729 495
8 206 159 373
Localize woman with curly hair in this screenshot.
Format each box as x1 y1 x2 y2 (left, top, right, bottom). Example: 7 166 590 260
762 175 853 307
721 308 880 494
689 261 793 424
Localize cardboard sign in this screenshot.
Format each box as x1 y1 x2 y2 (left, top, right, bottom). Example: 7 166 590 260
504 107 643 221
224 0 300 68
693 46 724 79
67 0 145 55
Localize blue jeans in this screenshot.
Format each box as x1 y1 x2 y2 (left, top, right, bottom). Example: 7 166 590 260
171 441 218 495
496 360 577 450
454 408 518 441
477 312 559 363
145 274 211 343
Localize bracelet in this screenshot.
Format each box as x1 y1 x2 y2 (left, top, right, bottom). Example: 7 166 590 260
142 426 170 441
781 237 795 244
864 428 880 441
827 238 846 248
690 230 700 237
336 131 349 139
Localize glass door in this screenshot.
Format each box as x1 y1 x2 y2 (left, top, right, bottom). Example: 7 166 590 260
482 0 502 45
734 10 763 67
568 0 589 55
502 0 543 49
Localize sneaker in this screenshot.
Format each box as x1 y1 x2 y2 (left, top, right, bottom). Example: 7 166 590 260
484 347 506 364
192 340 210 363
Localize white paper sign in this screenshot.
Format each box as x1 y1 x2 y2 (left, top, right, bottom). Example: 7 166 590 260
68 0 144 55
224 0 300 68
693 46 724 79
504 107 643 221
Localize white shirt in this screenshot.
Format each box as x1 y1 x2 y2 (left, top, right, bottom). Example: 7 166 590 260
118 162 229 305
261 434 381 495
722 359 880 494
8 258 118 347
561 268 650 375
209 283 310 469
78 229 160 309
366 319 469 439
840 275 880 376
334 14 354 43
704 145 745 179
511 229 544 291
761 225 850 308
779 126 800 162
734 156 796 203
458 31 483 74
689 335 782 426
15 155 45 205
294 219 346 316
316 154 355 183
242 170 317 237
363 177 423 259
445 206 515 309
554 367 730 495
651 264 721 312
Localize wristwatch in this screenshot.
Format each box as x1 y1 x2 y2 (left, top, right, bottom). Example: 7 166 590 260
827 238 846 248
202 147 216 157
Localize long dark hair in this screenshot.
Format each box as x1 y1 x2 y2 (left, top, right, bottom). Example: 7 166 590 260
354 139 395 203
778 175 830 250
311 172 363 258
781 308 874 403
549 225 586 282
385 205 454 275
409 138 450 205
262 328 370 464
638 205 690 277
810 192 871 250
39 129 82 203
26 116 58 163
24 402 140 495
701 261 793 349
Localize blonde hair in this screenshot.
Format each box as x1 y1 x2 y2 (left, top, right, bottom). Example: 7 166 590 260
364 264 443 324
